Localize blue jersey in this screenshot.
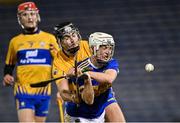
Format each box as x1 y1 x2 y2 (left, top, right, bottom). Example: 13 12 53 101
65 58 119 119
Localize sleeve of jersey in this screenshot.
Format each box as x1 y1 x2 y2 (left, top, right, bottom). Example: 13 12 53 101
50 35 60 58
5 39 16 65
108 59 119 74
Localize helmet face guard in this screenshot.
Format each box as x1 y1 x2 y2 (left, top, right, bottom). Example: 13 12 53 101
89 32 115 63
17 2 40 29
54 22 81 40
54 22 81 55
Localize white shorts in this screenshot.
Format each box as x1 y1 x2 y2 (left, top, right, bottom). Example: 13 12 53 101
64 110 105 123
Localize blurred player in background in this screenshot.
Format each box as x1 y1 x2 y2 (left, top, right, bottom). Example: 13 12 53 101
3 2 59 122
58 32 126 122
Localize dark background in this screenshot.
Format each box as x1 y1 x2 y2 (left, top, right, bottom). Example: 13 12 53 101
0 0 180 122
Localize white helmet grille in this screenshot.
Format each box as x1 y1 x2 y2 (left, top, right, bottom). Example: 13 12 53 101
89 32 114 48
89 32 115 61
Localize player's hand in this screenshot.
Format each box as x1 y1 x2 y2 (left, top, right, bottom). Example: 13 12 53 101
66 68 82 78
3 74 14 86
78 72 89 80
61 90 81 104
81 72 94 105
66 67 75 78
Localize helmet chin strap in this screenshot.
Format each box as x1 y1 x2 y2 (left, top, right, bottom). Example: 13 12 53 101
63 46 80 56
96 59 108 66
90 56 108 68
68 46 80 54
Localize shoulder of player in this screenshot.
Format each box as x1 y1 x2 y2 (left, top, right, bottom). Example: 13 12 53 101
110 58 117 62
9 33 23 43
79 40 90 51
39 31 56 38
109 58 118 62
77 57 90 69
39 31 57 43
108 58 119 65
80 40 89 46
10 31 56 45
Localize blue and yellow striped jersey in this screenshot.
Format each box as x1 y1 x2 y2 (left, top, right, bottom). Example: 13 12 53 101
66 58 119 118
5 30 59 98
52 40 91 84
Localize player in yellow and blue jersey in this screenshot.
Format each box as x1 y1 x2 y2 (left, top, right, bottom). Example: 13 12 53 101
3 2 59 122
52 22 91 121
58 32 126 122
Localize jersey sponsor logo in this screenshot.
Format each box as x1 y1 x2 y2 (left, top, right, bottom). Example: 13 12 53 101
17 49 52 65
26 49 38 58
20 58 47 64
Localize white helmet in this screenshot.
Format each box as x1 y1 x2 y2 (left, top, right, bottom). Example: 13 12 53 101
89 32 115 62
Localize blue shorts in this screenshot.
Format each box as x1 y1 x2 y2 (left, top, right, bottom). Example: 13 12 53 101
103 89 117 108
15 97 50 117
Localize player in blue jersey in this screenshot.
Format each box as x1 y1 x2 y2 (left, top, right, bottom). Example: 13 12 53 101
58 32 126 122
3 2 59 122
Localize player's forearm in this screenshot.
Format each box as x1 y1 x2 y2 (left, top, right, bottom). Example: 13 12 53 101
60 90 74 102
3 64 15 86
60 90 80 104
87 69 117 84
57 81 73 102
81 75 94 105
57 79 73 102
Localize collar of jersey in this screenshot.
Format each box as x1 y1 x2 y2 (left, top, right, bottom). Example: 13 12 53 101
23 29 40 35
